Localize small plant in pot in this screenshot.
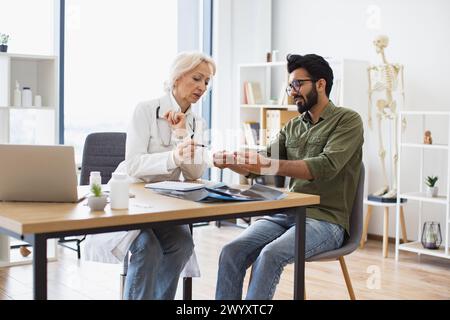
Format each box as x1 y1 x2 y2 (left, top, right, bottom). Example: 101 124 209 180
425 175 438 197
0 33 10 52
88 183 108 211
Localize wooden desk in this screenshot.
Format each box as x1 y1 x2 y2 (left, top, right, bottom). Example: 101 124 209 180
0 183 319 300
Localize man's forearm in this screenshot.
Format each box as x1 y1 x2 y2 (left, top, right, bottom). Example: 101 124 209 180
276 159 314 180
228 165 251 176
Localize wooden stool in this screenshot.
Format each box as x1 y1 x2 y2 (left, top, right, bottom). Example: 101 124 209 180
360 200 408 258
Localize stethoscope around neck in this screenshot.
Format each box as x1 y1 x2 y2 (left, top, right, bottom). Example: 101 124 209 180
155 101 196 147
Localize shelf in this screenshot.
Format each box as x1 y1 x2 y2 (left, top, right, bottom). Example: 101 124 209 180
400 111 450 116
0 236 58 267
0 106 55 110
396 109 450 262
401 143 448 150
398 241 449 259
241 104 297 110
239 61 286 68
0 52 57 61
399 192 448 204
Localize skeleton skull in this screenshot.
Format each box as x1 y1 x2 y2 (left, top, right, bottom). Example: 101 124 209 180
374 35 389 53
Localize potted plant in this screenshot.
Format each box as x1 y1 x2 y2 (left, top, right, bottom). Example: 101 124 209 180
0 33 10 52
87 183 108 211
425 175 438 197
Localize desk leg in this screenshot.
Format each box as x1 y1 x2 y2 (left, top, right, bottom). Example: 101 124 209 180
183 224 193 300
32 234 47 300
294 207 306 300
183 277 192 300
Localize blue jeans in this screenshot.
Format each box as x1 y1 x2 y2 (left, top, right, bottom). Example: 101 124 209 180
124 225 194 300
215 214 344 300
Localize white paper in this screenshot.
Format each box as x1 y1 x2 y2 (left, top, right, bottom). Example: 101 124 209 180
145 181 205 191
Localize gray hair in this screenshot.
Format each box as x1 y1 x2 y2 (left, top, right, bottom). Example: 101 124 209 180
164 52 216 92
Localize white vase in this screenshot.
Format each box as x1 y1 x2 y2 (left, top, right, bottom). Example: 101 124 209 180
22 87 32 107
87 195 108 211
426 186 438 197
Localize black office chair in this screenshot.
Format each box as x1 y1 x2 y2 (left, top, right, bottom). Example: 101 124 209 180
79 132 127 186
58 132 127 259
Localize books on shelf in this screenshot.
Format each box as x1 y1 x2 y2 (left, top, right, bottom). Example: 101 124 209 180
243 81 263 105
277 81 288 105
243 122 261 146
265 109 299 144
277 81 294 106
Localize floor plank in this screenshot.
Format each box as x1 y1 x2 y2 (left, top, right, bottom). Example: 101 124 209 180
0 224 448 300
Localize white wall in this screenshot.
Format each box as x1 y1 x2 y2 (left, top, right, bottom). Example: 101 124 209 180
212 0 272 183
272 0 450 240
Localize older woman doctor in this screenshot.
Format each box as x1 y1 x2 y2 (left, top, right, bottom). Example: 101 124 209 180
84 52 216 300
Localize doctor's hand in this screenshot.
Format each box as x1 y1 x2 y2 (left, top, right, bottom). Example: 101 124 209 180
163 110 188 139
173 139 197 165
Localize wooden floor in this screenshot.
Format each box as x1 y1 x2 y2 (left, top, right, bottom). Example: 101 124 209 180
0 224 449 300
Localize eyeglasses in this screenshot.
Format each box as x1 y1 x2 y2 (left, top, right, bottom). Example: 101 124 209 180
285 79 316 96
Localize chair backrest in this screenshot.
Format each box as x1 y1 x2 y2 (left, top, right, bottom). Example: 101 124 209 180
79 132 126 186
306 163 365 261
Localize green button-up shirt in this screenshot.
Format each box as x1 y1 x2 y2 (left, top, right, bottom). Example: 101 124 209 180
262 101 364 234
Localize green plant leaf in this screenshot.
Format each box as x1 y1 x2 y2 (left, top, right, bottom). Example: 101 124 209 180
90 183 103 197
425 175 438 187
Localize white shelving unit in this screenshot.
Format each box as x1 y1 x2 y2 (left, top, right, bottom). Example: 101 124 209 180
395 111 450 260
238 59 368 148
0 52 58 144
238 61 294 149
235 58 368 186
0 52 59 267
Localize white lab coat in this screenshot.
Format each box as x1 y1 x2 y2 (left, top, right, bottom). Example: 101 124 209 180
83 92 210 277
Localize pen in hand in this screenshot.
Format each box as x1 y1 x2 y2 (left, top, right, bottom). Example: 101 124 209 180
194 143 207 148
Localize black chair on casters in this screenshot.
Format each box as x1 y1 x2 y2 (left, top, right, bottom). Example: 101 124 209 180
58 132 127 259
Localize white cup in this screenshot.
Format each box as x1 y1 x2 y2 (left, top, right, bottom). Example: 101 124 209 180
34 95 42 107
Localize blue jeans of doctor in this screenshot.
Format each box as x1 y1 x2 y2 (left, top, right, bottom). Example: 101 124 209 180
215 212 345 300
124 225 194 300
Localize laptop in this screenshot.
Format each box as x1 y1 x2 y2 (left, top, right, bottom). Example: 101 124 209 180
0 144 85 203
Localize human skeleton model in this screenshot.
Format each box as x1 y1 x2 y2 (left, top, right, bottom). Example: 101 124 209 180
368 35 405 198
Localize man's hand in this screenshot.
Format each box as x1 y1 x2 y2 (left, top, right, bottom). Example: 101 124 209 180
236 151 278 175
213 150 253 176
213 150 237 169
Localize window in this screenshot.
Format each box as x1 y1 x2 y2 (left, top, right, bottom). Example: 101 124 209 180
64 0 178 163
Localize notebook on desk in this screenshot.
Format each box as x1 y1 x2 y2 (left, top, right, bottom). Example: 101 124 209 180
0 144 86 203
149 183 286 203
